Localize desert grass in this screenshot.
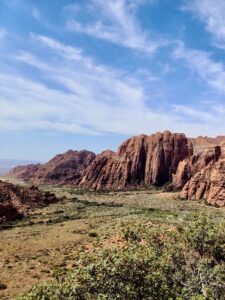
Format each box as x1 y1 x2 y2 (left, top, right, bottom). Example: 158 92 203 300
0 185 225 299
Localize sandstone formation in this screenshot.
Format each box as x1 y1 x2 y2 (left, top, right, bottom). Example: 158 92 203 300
0 180 58 223
80 131 193 190
32 150 96 185
5 131 225 207
6 150 96 185
180 157 225 207
173 142 225 206
172 146 221 189
189 136 225 153
79 150 116 190
7 131 192 190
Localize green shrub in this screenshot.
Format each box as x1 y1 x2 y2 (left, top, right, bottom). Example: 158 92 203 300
17 215 225 300
88 231 98 238
0 282 7 290
52 267 67 280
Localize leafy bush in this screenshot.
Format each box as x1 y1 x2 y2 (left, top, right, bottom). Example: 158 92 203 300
0 282 7 290
17 215 225 300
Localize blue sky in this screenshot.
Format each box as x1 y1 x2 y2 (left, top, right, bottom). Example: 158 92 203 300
1 0 225 161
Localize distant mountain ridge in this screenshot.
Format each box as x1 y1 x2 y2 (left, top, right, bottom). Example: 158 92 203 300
0 159 40 176
4 131 225 207
6 150 96 185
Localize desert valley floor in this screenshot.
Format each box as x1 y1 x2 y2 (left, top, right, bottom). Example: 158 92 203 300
0 177 225 300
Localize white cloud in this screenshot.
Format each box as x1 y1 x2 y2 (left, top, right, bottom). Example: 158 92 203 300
1 33 225 138
172 104 214 122
32 6 41 20
3 0 24 9
62 3 80 15
173 42 225 93
1 34 152 135
30 7 56 31
65 0 165 54
31 34 83 61
182 0 225 49
212 105 225 114
0 29 6 39
0 74 100 135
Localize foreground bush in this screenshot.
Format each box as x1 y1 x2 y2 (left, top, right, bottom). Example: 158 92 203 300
17 215 225 300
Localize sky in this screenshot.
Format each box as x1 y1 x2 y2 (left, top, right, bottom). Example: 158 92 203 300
1 0 225 161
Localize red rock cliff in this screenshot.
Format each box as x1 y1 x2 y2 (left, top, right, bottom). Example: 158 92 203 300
80 131 192 190
173 142 225 206
180 156 225 207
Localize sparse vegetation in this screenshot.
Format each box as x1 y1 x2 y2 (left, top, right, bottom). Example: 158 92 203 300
0 282 7 290
88 230 98 238
0 186 225 299
17 215 225 300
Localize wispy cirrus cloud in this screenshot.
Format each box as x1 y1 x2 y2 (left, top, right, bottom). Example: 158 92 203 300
65 0 165 54
1 2 225 140
31 6 56 30
2 0 225 160
2 33 221 137
212 105 225 114
32 6 41 20
3 0 24 9
173 42 225 93
172 104 215 122
0 29 6 39
31 34 83 61
0 33 151 135
182 0 225 49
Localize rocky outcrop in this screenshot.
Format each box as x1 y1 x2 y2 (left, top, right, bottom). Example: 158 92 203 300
6 150 96 185
0 180 58 223
172 146 221 189
0 181 58 223
80 131 192 190
172 142 225 206
189 136 225 153
79 150 116 190
180 157 225 207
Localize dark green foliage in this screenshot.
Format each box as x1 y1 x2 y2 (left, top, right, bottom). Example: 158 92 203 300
0 282 7 290
88 231 98 238
17 215 225 300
